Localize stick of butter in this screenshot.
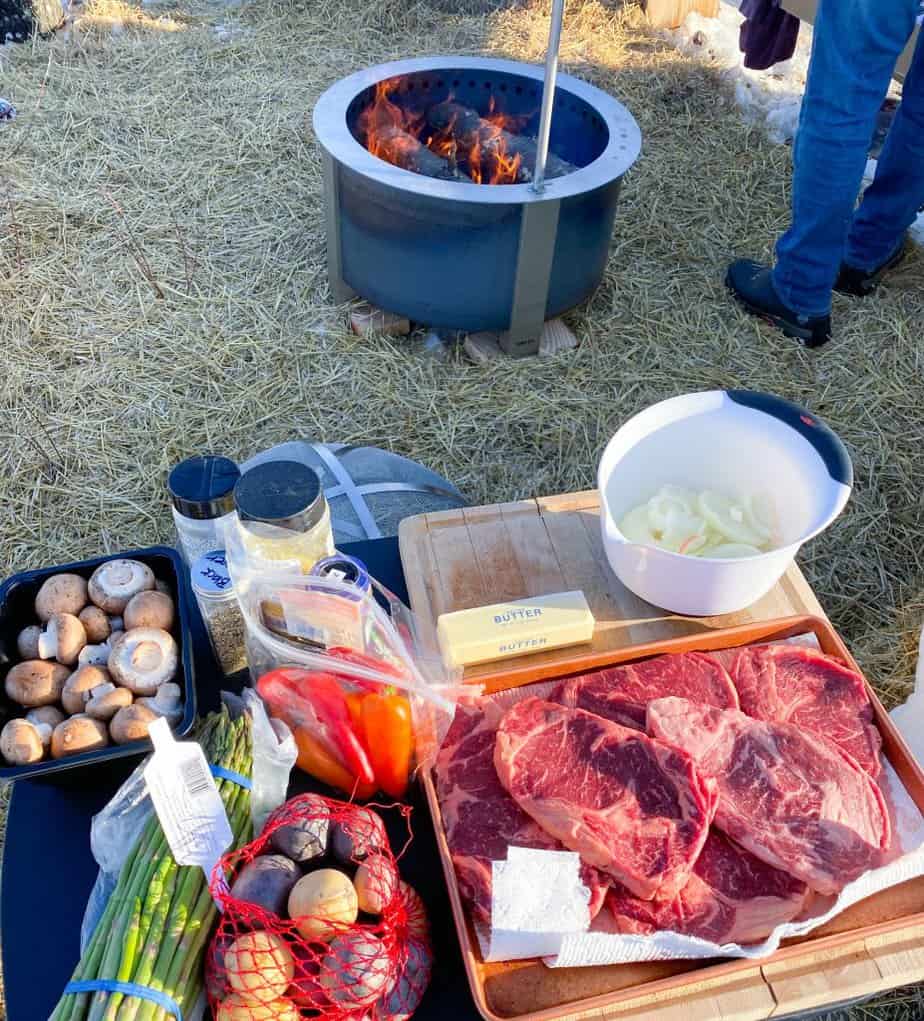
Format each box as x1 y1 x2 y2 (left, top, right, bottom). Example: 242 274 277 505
437 590 595 669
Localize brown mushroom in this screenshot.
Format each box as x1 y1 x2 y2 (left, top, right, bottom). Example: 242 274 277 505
78 641 113 668
110 704 159 744
88 560 155 614
1 719 45 765
124 590 175 632
78 605 111 644
4 661 70 707
16 625 42 660
138 682 183 726
26 706 65 749
108 628 178 696
51 715 109 758
62 665 111 715
37 613 87 666
86 683 133 721
34 573 88 622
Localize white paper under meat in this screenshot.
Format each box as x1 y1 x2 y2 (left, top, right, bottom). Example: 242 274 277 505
475 636 924 966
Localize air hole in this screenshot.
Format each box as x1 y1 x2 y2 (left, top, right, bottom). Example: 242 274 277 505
407 82 415 91
452 79 460 88
484 81 492 90
500 83 507 92
422 79 430 89
515 85 523 95
468 80 476 88
581 110 588 119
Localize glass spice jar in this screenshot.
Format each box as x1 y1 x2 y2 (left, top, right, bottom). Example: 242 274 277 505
168 455 241 565
233 461 335 575
190 550 248 676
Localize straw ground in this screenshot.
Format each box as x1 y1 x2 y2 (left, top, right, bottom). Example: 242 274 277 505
1 0 923 1016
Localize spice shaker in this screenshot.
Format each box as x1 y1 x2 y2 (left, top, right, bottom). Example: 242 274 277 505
168 455 241 565
190 550 248 676
233 460 335 574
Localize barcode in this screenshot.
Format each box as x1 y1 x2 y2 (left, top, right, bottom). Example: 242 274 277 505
180 756 211 797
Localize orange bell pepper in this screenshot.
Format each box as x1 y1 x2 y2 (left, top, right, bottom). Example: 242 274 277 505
344 690 367 737
292 726 376 800
361 693 413 799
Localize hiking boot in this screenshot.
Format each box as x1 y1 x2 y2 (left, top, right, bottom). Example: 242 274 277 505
725 259 832 349
835 239 908 297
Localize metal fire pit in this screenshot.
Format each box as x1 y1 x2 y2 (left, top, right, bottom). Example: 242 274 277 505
313 56 641 355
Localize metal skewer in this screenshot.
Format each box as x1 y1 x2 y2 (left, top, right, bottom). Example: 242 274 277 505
532 0 566 194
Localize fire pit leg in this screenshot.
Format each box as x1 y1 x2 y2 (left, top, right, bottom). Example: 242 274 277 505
322 150 355 303
503 200 561 357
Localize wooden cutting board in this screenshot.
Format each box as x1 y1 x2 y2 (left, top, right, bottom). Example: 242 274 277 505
398 489 826 688
398 490 924 1021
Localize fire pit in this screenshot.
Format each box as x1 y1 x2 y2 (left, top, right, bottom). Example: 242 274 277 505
313 56 641 355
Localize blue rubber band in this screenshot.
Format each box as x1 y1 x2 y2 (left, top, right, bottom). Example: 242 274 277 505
210 764 252 789
64 980 183 1020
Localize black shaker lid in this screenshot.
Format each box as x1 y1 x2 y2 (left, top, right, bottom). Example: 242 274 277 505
234 460 326 532
168 455 241 520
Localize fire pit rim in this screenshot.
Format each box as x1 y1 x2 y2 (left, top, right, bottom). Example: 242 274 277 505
312 55 641 205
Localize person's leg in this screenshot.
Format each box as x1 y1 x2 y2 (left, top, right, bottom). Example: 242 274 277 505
844 29 924 272
771 0 919 317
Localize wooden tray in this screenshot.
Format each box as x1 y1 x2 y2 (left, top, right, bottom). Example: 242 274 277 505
419 615 924 1021
398 491 828 691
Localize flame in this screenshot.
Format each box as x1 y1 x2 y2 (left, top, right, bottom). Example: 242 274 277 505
356 80 527 185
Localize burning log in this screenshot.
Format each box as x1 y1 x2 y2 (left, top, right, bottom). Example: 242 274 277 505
425 101 578 182
368 125 465 181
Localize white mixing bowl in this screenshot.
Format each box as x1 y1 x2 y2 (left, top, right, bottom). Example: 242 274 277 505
598 390 852 616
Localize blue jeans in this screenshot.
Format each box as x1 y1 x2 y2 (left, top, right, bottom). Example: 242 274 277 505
772 0 924 317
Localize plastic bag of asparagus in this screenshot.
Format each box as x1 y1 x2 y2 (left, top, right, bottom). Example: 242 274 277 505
50 706 254 1021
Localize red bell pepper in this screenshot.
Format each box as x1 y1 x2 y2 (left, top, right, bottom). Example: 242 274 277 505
326 646 410 691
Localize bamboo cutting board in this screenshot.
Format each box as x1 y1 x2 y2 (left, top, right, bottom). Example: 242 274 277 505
398 491 924 1021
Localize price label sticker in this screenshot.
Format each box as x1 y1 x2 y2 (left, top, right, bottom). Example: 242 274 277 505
144 717 232 878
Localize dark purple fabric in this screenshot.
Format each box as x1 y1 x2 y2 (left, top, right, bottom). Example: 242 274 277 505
739 0 801 71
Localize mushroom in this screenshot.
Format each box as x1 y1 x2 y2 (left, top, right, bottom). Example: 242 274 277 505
63 665 112 714
108 628 178 696
138 682 183 726
1 719 45 765
86 682 133 721
78 641 113 668
124 590 175 632
4 661 70 707
88 560 155 614
16 625 42 660
34 573 88 622
26 706 65 749
110 704 159 744
51 715 109 758
78 605 111 644
109 615 124 633
37 613 87 666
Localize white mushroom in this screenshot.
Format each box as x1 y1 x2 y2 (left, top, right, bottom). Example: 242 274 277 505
109 615 124 633
110 704 159 744
37 613 87 666
78 641 113 668
108 628 178 696
26 706 65 749
51 716 109 758
86 683 133 721
138 682 183 726
4 661 70 707
34 573 88 622
124 590 175 632
88 560 155 614
78 605 111 644
62 665 111 715
16 625 42 660
1 719 45 765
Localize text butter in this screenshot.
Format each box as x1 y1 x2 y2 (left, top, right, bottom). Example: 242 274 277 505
437 591 595 669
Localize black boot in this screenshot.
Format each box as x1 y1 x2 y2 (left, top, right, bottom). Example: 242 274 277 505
725 260 832 349
835 238 908 297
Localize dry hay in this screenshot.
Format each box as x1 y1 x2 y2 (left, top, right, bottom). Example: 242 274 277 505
1 0 923 1015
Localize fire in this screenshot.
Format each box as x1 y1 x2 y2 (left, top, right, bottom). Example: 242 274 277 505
356 78 527 185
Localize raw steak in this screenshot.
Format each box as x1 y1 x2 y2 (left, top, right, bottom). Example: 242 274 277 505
494 697 718 901
730 644 882 778
433 701 609 924
607 829 811 945
551 651 739 731
647 697 890 895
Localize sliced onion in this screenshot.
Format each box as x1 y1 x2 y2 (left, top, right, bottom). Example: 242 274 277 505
648 486 698 534
702 542 764 559
697 490 765 546
619 504 658 546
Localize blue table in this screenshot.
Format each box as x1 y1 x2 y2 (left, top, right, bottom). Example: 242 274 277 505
1 538 473 1021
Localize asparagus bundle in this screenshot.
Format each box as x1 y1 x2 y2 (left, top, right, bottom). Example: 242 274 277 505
50 707 253 1021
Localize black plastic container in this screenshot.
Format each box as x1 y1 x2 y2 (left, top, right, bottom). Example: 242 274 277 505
0 546 197 780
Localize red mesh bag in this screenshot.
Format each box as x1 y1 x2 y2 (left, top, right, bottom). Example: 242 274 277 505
207 794 432 1021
